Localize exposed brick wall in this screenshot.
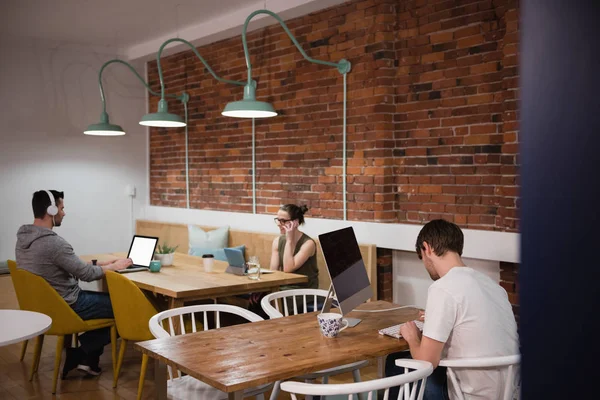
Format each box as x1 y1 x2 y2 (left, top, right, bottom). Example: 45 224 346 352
395 0 519 231
377 248 394 302
147 0 520 232
500 261 519 321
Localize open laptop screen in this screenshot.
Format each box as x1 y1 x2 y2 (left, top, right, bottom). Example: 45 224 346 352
127 235 159 268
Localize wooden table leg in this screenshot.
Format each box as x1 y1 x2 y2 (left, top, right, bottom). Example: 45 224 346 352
168 298 185 309
228 390 243 400
155 358 167 400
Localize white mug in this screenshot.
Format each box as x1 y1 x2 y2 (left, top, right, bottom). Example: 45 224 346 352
317 313 349 338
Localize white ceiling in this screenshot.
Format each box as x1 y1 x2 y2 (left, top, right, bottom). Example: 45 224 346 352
0 0 348 59
0 0 259 47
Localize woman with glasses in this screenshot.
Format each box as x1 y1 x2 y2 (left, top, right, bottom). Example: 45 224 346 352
247 204 318 316
269 204 318 289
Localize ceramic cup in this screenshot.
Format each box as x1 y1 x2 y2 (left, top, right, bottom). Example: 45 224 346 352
317 313 349 338
202 254 214 272
149 260 162 273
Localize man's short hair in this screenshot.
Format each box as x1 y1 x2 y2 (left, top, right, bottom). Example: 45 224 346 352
415 219 464 259
32 190 64 219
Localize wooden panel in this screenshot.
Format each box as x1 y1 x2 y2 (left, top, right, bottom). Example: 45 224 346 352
136 220 378 300
135 301 419 393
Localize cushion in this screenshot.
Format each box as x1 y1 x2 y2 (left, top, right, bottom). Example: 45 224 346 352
189 245 246 262
188 225 229 249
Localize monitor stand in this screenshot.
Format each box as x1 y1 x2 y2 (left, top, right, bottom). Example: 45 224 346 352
321 284 362 327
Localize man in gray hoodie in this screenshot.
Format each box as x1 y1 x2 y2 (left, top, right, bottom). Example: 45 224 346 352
15 190 132 377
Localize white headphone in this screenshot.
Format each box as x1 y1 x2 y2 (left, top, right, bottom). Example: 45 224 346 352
44 190 58 216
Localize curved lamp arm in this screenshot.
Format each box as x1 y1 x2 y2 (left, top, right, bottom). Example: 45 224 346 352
96 59 184 115
241 9 351 86
156 38 246 101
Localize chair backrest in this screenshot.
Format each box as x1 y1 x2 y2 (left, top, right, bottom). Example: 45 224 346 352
7 260 26 309
10 267 88 335
149 304 264 380
439 355 521 400
149 304 263 339
105 270 159 341
281 359 433 400
261 289 329 318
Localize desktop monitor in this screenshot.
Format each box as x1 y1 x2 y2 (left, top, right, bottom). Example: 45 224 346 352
318 227 372 325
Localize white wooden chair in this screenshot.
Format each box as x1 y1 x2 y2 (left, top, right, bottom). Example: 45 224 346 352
261 289 369 400
281 359 433 400
148 304 272 400
439 354 521 400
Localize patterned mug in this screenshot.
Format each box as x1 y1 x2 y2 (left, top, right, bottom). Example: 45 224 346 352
317 313 349 338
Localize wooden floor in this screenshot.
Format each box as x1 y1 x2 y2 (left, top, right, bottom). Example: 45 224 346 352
0 275 379 399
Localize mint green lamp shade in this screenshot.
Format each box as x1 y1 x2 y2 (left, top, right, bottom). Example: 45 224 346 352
84 112 125 136
139 99 186 127
222 84 277 118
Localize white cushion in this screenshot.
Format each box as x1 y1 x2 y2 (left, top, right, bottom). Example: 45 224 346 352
188 225 229 250
168 375 228 399
167 376 270 400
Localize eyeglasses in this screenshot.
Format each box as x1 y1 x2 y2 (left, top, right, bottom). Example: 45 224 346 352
274 218 291 225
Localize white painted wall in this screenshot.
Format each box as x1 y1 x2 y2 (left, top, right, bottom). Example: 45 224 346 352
143 206 519 263
0 38 148 260
392 251 501 309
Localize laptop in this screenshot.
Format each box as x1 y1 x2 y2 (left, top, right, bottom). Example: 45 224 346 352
223 248 247 276
118 235 159 273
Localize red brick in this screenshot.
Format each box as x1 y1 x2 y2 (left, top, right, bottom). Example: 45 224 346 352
149 0 521 233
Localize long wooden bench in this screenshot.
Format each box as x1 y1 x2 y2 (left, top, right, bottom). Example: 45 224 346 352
136 220 378 300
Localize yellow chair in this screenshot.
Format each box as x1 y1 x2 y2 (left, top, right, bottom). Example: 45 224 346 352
105 270 160 400
7 260 30 361
10 267 117 394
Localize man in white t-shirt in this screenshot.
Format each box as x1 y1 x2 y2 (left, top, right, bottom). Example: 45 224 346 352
386 219 519 400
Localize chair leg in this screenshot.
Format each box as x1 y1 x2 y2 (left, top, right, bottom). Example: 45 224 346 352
20 340 28 361
256 393 265 400
113 338 128 388
136 354 149 400
269 381 281 400
352 369 362 383
353 369 365 400
110 326 117 375
52 335 65 394
304 379 315 400
29 335 44 381
321 376 329 400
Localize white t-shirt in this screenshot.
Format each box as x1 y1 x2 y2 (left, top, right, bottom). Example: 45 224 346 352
423 267 519 400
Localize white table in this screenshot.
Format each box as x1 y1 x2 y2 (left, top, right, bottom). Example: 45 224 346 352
0 310 52 347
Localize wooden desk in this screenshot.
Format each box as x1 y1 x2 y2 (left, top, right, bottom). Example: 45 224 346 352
82 252 307 309
135 301 419 399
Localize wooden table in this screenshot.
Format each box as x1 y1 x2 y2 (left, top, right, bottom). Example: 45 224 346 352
82 252 308 309
0 310 52 347
135 301 420 399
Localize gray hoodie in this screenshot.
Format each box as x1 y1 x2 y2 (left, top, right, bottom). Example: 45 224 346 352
15 225 104 305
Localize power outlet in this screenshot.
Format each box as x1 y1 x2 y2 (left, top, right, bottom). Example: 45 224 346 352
125 184 136 197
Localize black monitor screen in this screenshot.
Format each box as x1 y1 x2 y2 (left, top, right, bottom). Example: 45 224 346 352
319 227 362 279
319 227 372 312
